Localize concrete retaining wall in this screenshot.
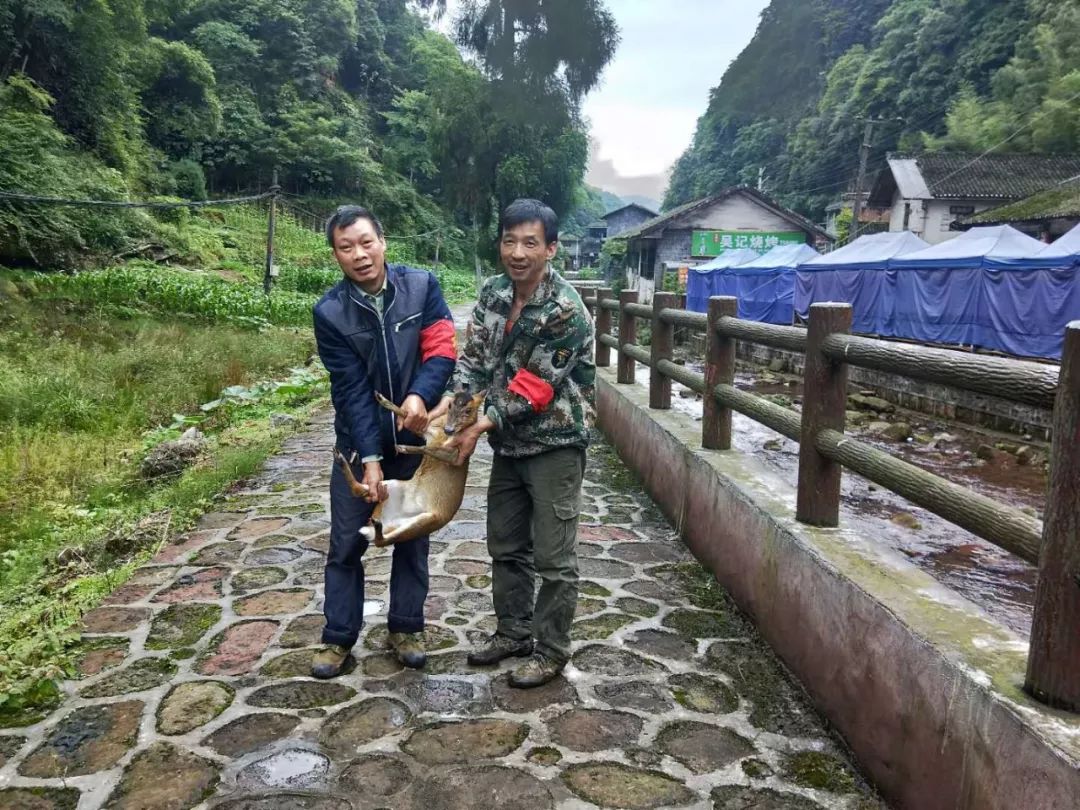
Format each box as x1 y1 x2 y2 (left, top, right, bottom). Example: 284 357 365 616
595 367 1080 810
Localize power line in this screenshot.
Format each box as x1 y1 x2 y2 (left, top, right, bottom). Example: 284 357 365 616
764 103 961 198
839 87 1080 245
927 86 1080 194
278 193 457 242
787 158 889 197
279 200 325 223
385 227 444 241
0 190 272 208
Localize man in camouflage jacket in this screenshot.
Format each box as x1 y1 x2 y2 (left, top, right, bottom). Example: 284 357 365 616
438 198 595 688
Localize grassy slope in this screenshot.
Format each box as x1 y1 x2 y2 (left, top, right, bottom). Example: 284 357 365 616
0 205 476 719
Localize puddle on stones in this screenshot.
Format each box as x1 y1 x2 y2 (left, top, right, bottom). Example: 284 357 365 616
238 749 330 789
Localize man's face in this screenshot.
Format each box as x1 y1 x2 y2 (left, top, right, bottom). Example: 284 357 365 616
331 218 387 291
500 220 557 288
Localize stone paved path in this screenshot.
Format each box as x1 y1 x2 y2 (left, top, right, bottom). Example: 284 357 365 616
0 409 885 810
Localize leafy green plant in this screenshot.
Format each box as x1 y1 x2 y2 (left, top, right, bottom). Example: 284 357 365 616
37 266 316 327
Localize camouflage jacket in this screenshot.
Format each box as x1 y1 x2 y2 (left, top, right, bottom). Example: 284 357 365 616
450 268 595 458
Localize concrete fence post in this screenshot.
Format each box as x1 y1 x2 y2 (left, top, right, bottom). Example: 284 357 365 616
595 287 614 368
703 296 738 450
617 290 639 385
650 292 677 410
1025 320 1080 712
796 302 852 527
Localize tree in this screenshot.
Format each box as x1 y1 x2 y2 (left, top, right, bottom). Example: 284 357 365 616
0 0 613 266
138 38 222 159
0 75 150 264
416 0 618 106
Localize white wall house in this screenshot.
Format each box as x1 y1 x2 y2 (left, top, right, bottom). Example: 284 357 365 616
868 154 1080 245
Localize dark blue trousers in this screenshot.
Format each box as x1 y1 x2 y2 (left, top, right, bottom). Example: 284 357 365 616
321 453 428 648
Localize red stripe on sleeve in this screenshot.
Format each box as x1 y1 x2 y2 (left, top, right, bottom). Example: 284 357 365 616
508 369 555 412
420 319 457 362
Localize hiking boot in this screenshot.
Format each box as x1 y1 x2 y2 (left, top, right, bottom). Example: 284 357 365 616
311 644 352 679
508 652 564 689
467 633 533 666
386 631 426 669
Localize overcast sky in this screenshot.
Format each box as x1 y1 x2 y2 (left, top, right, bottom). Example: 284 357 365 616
581 0 770 203
434 1 770 203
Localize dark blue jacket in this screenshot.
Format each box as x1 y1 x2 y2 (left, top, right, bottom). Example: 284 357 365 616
313 264 456 461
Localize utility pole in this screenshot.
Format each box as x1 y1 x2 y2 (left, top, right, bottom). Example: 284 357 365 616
850 117 900 243
757 166 765 192
263 168 280 295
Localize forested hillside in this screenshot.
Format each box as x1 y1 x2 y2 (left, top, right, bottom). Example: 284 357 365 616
0 0 617 267
666 0 1080 218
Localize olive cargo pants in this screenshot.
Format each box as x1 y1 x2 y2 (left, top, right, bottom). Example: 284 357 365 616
486 446 586 664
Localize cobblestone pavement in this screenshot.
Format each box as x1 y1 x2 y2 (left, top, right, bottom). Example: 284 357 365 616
0 409 886 810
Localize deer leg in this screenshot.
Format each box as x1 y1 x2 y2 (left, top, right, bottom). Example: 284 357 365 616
374 391 407 417
373 512 440 548
333 449 370 498
395 444 458 464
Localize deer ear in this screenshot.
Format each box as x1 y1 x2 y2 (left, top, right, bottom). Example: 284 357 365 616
472 389 488 406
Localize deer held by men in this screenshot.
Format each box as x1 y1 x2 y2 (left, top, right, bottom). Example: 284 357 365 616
333 389 485 547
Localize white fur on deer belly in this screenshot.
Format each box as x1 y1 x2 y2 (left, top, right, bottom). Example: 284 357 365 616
356 481 427 540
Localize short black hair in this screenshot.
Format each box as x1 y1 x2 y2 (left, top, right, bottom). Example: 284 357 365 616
326 205 384 247
498 198 558 245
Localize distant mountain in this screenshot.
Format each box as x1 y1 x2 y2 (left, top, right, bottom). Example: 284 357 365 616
620 195 660 214
564 185 623 237
599 189 625 214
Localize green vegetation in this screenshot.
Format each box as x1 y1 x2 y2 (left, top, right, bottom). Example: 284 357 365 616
0 267 328 719
38 266 316 328
784 750 858 793
1 0 619 269
599 237 627 283
666 0 1080 219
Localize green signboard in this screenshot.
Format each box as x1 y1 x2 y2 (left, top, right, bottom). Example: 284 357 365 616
691 230 805 257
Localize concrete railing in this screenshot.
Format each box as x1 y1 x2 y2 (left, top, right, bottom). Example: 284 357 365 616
582 285 1080 714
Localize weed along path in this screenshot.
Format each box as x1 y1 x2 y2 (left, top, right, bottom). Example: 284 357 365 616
0 408 886 810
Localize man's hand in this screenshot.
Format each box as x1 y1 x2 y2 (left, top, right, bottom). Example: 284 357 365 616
444 413 495 467
361 461 388 504
397 394 429 435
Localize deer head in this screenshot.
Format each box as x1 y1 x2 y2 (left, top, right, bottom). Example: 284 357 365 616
443 389 487 436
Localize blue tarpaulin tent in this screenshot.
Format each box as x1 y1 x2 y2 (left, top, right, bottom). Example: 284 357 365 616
794 232 929 333
715 243 820 324
885 225 1077 359
685 248 758 312
1046 223 1080 257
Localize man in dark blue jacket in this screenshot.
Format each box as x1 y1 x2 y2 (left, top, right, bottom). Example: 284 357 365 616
311 205 456 678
